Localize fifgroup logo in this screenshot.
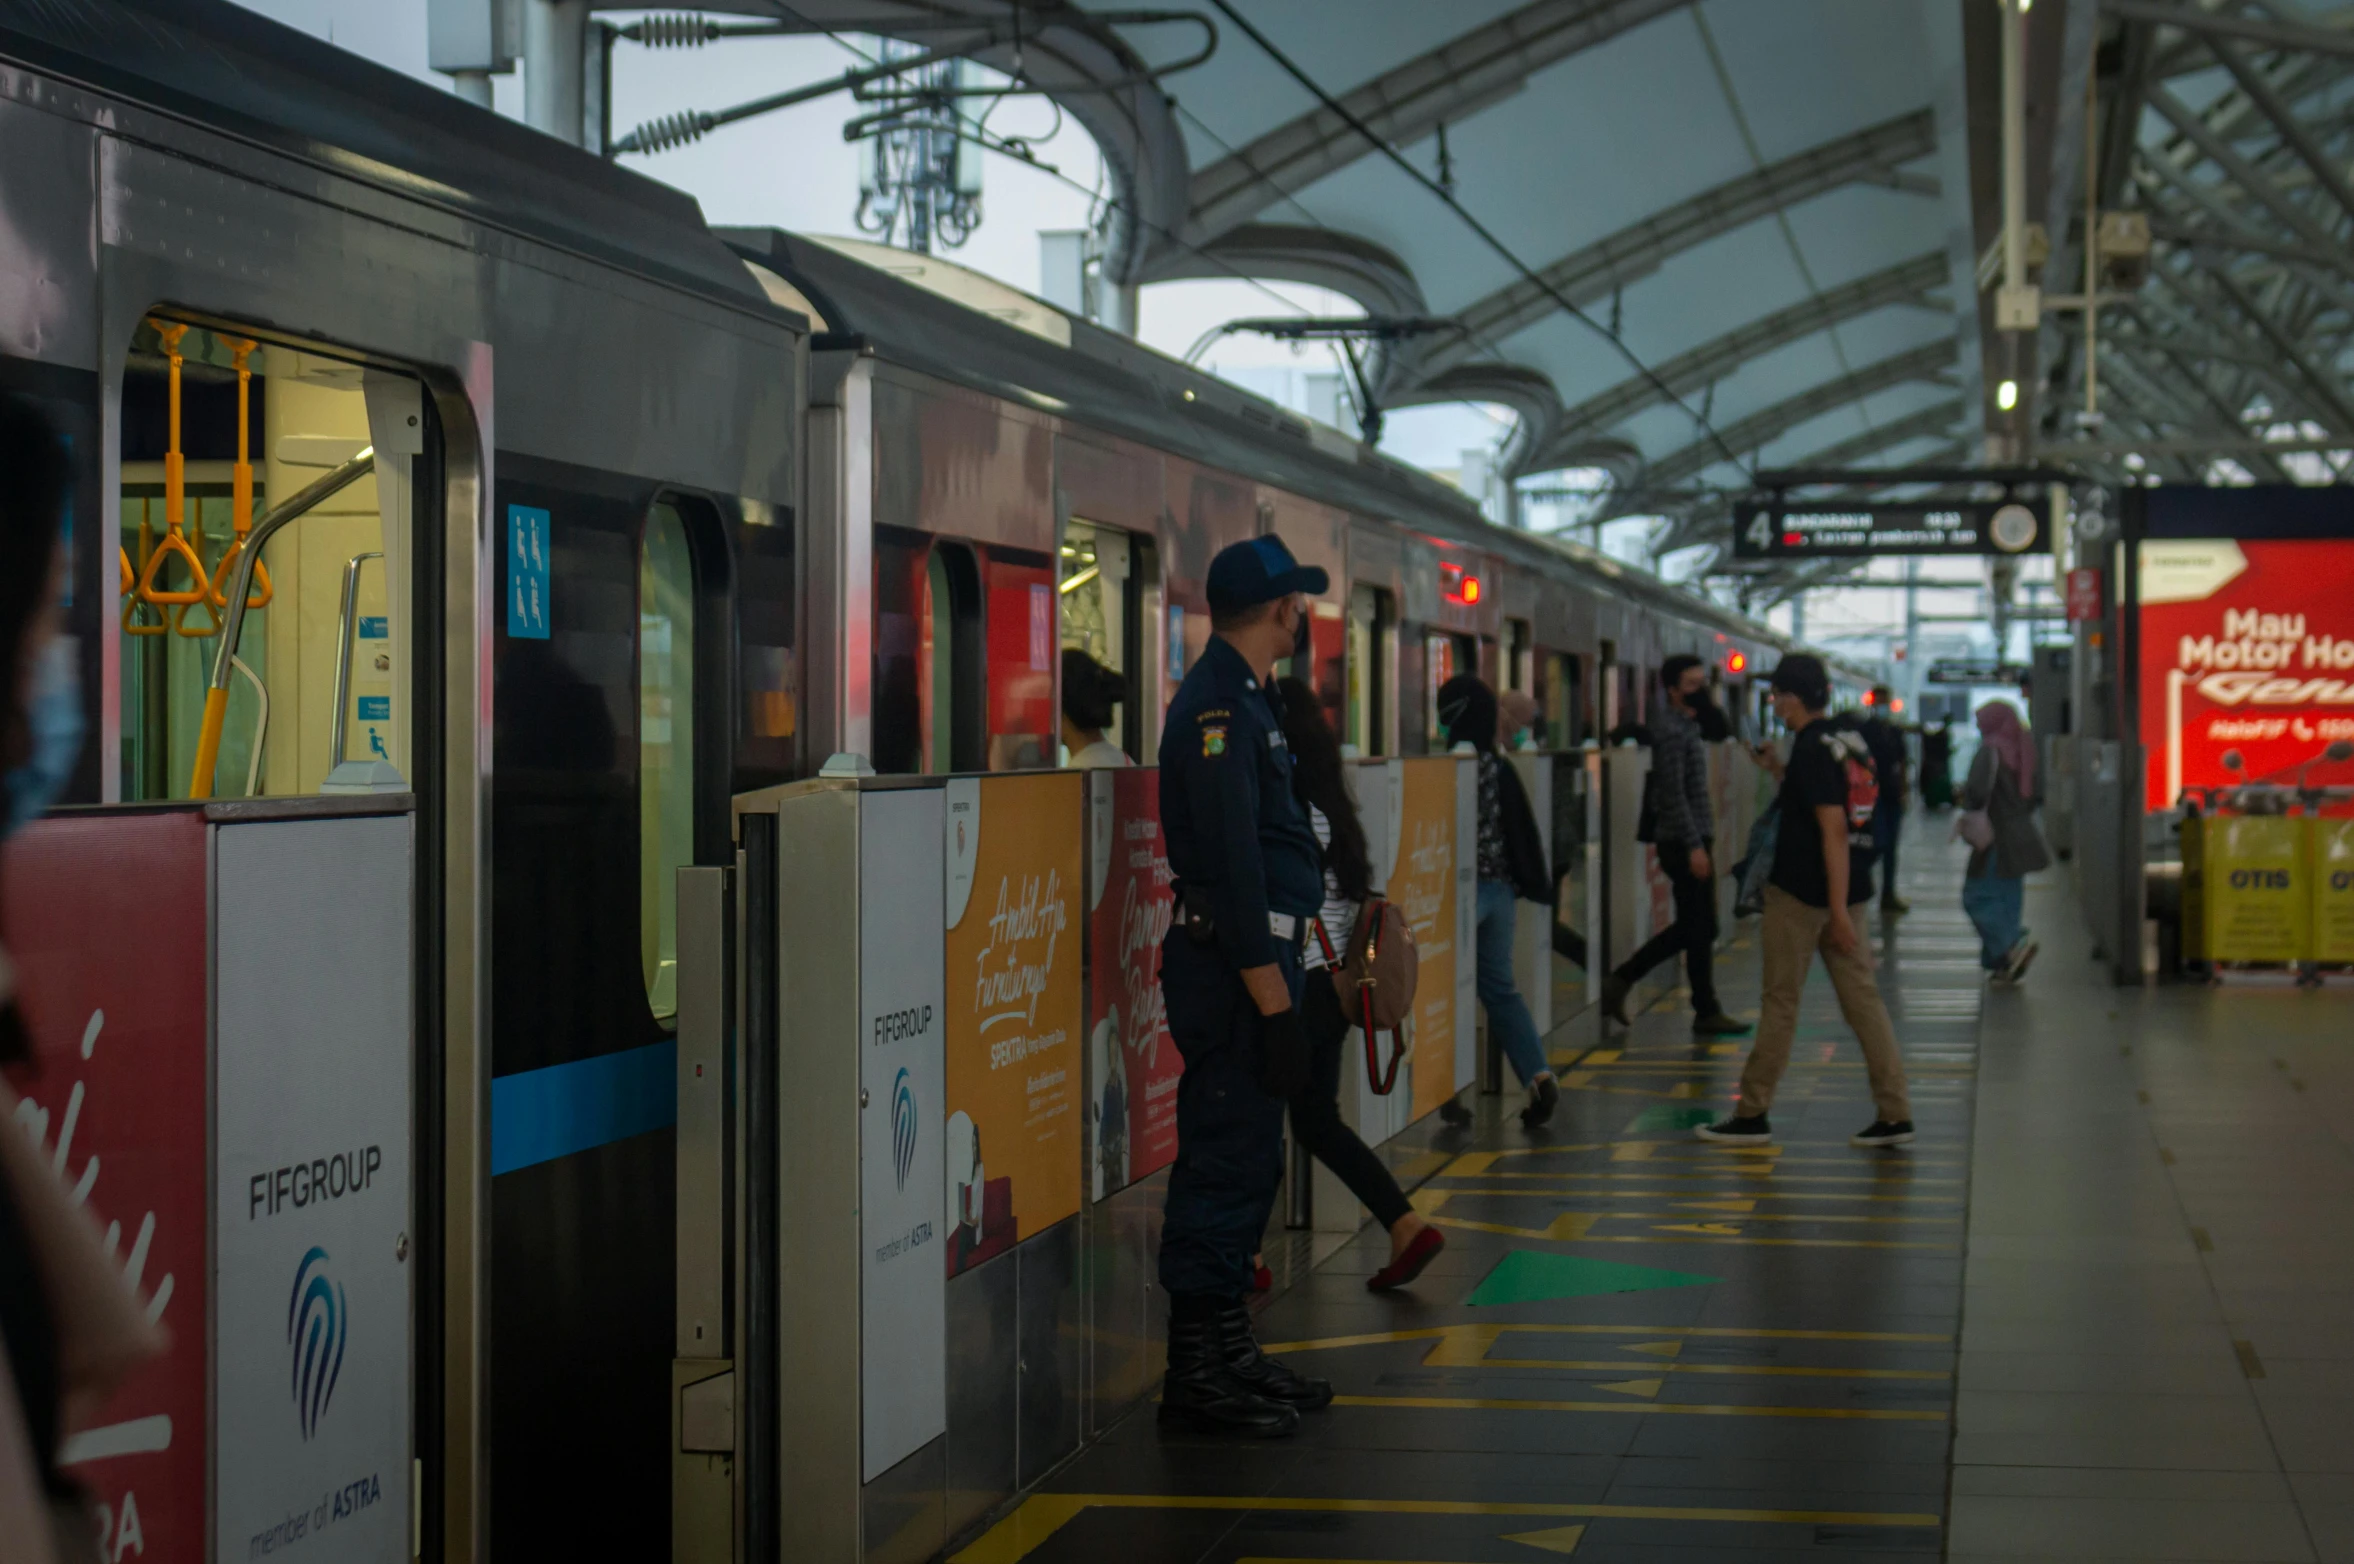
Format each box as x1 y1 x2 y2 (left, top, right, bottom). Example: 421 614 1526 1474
891 1068 918 1192
288 1247 349 1440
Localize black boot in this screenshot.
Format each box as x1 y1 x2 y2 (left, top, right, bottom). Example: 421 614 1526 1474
1159 1303 1300 1437
1216 1299 1334 1410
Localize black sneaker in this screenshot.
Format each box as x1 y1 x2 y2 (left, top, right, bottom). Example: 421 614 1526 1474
1600 974 1632 1027
1851 1119 1916 1148
1691 1012 1753 1037
1694 1114 1771 1143
1520 1074 1559 1128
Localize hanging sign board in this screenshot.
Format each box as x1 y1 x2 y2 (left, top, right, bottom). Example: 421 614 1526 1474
1732 498 2046 558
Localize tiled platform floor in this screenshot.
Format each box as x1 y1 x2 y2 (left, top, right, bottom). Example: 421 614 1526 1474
1950 871 2354 1563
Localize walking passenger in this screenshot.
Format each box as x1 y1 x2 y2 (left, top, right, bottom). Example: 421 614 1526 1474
1275 678 1447 1292
1060 648 1129 767
1601 656 1752 1038
1959 700 2049 982
1155 537 1336 1438
1919 721 1955 809
1435 676 1561 1128
1698 655 1916 1150
1858 686 1911 915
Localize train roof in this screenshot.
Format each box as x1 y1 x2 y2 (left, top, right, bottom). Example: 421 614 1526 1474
0 0 767 309
724 227 1819 662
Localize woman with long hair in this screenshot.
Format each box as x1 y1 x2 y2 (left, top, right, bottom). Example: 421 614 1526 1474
1959 699 2050 982
1437 675 1560 1126
1273 677 1445 1292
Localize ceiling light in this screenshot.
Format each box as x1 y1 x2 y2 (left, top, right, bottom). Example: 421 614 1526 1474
1996 379 2019 411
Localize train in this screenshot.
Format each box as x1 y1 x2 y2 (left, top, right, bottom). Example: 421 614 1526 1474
0 3 1858 1562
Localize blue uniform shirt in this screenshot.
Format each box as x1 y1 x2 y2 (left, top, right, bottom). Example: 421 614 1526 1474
1158 635 1324 971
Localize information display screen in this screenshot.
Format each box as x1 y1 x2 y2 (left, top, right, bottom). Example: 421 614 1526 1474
1733 498 2046 558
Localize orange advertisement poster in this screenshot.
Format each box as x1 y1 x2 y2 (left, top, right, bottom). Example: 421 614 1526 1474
943 771 1084 1274
1389 757 1461 1121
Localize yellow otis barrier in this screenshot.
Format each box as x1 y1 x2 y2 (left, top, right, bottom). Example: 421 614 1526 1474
2183 814 2354 964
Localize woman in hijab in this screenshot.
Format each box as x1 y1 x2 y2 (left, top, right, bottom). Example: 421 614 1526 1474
1959 699 2051 982
1436 675 1560 1127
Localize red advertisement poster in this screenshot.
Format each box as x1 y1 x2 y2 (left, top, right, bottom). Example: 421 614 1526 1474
2 810 208 1564
2140 539 2354 811
1088 767 1180 1199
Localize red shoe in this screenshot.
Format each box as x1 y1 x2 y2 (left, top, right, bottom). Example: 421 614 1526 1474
1251 1262 1274 1294
1366 1226 1446 1293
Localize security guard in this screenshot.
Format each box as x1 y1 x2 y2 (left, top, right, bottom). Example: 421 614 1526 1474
1157 535 1334 1438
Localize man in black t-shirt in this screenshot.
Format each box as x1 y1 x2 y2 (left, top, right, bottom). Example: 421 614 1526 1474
1697 656 1915 1149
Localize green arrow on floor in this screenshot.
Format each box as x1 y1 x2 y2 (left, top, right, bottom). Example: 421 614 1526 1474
1466 1249 1718 1307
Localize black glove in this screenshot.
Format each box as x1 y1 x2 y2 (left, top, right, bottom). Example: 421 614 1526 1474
1255 1006 1311 1099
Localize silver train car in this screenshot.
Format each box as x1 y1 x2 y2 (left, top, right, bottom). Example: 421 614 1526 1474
0 4 1850 1562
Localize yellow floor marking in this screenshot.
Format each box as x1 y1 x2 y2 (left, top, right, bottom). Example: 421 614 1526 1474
1709 1042 1743 1058
1333 1392 1942 1421
1558 1071 1701 1100
1434 1176 1954 1203
1502 1523 1587 1554
1428 1190 1953 1224
1261 1322 1952 1355
1582 1048 1623 1064
1411 1188 1452 1215
1477 1358 1950 1382
1427 1214 1954 1251
948 1494 1940 1564
1430 1212 1600 1242
1592 1377 1662 1398
1393 1149 1455 1182
1449 1168 1962 1186
1623 1340 1684 1358
1655 1221 1744 1236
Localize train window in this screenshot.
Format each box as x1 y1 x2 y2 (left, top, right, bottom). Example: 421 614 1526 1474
1507 620 1533 693
875 528 983 774
639 501 695 1021
1544 652 1582 748
984 548 1055 770
1346 585 1392 756
1423 632 1475 748
1058 519 1131 756
118 319 415 800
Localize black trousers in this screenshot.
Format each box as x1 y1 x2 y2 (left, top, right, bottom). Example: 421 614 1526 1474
1611 839 1720 1016
1158 933 1299 1300
1286 970 1414 1231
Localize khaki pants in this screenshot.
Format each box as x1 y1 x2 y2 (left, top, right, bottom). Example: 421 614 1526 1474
1737 885 1913 1123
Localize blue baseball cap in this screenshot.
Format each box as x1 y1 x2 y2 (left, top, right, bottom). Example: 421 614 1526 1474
1205 535 1329 614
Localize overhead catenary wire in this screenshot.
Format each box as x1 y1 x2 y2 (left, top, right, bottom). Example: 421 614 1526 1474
1194 0 1751 479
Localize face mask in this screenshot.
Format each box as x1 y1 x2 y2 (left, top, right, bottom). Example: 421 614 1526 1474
6 637 81 836
1289 600 1312 662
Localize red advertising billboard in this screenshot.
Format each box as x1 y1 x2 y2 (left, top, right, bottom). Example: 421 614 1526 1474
1088 767 1180 1199
2140 539 2354 811
2 810 208 1564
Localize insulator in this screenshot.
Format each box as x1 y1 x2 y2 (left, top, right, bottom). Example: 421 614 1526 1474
618 111 713 155
625 13 718 48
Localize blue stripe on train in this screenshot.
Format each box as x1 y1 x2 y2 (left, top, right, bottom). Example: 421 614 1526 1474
490 1040 677 1176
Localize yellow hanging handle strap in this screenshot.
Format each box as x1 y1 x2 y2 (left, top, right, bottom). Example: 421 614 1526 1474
202 338 272 618
189 445 374 799
129 323 212 632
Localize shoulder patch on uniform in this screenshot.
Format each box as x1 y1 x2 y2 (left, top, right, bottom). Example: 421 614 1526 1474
1202 724 1228 757
1196 707 1232 722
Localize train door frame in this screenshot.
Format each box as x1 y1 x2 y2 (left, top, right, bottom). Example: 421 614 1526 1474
1346 583 1396 756
1057 516 1153 761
